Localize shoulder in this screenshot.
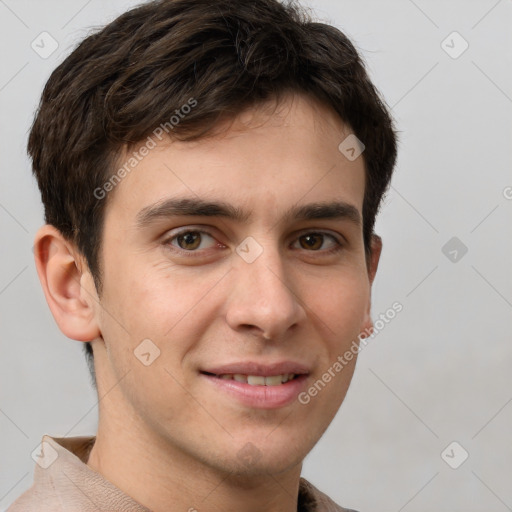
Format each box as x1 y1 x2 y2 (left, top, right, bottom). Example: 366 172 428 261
6 485 63 512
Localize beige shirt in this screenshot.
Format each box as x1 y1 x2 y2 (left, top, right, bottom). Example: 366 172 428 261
7 435 356 512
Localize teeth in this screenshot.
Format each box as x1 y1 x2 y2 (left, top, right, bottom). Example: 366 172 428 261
264 375 282 386
217 374 296 386
248 375 266 385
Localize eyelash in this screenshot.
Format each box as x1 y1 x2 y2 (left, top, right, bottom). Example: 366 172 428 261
162 229 344 257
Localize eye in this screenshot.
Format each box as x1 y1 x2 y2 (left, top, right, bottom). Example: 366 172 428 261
293 232 342 252
163 229 343 257
167 230 218 251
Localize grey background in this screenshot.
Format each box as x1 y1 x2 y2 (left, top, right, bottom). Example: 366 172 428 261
1 0 511 510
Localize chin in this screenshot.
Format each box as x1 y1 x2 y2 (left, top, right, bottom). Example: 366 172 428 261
194 436 305 479
229 437 307 477
228 454 303 480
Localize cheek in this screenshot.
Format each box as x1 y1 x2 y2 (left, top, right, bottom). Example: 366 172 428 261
95 265 208 427
99 261 224 367
307 270 370 340
300 275 369 418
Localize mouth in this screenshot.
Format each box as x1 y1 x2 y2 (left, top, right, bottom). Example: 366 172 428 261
200 372 300 386
199 362 310 409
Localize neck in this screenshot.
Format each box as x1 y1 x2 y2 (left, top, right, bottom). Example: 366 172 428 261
86 421 302 512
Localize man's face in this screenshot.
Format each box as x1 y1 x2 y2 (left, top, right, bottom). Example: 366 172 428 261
91 93 377 476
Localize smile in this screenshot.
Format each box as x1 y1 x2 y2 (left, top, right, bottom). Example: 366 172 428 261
200 371 308 409
208 373 297 386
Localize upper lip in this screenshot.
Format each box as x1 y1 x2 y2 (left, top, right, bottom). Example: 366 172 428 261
201 361 310 377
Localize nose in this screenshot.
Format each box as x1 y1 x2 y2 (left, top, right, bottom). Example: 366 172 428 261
225 242 307 341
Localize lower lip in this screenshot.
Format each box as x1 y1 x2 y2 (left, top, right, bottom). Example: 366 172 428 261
201 373 308 409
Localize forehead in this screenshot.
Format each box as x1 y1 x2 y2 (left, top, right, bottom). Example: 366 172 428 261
103 93 366 228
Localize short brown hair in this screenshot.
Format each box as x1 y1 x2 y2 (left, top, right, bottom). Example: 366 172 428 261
28 0 397 390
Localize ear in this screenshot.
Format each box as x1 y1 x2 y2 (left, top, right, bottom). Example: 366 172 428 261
360 234 383 337
33 225 101 342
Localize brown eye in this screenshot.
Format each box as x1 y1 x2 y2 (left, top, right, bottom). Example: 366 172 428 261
168 230 218 251
294 232 342 253
176 231 202 250
299 234 323 251
298 233 325 250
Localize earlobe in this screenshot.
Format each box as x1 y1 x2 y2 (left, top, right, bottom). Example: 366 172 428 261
360 234 383 337
33 225 101 342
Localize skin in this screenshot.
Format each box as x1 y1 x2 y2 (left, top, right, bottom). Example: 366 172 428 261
34 92 381 512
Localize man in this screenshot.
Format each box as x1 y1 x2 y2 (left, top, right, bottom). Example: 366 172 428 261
8 0 397 510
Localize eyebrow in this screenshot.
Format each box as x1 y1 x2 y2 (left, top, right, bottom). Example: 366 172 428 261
135 197 362 229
